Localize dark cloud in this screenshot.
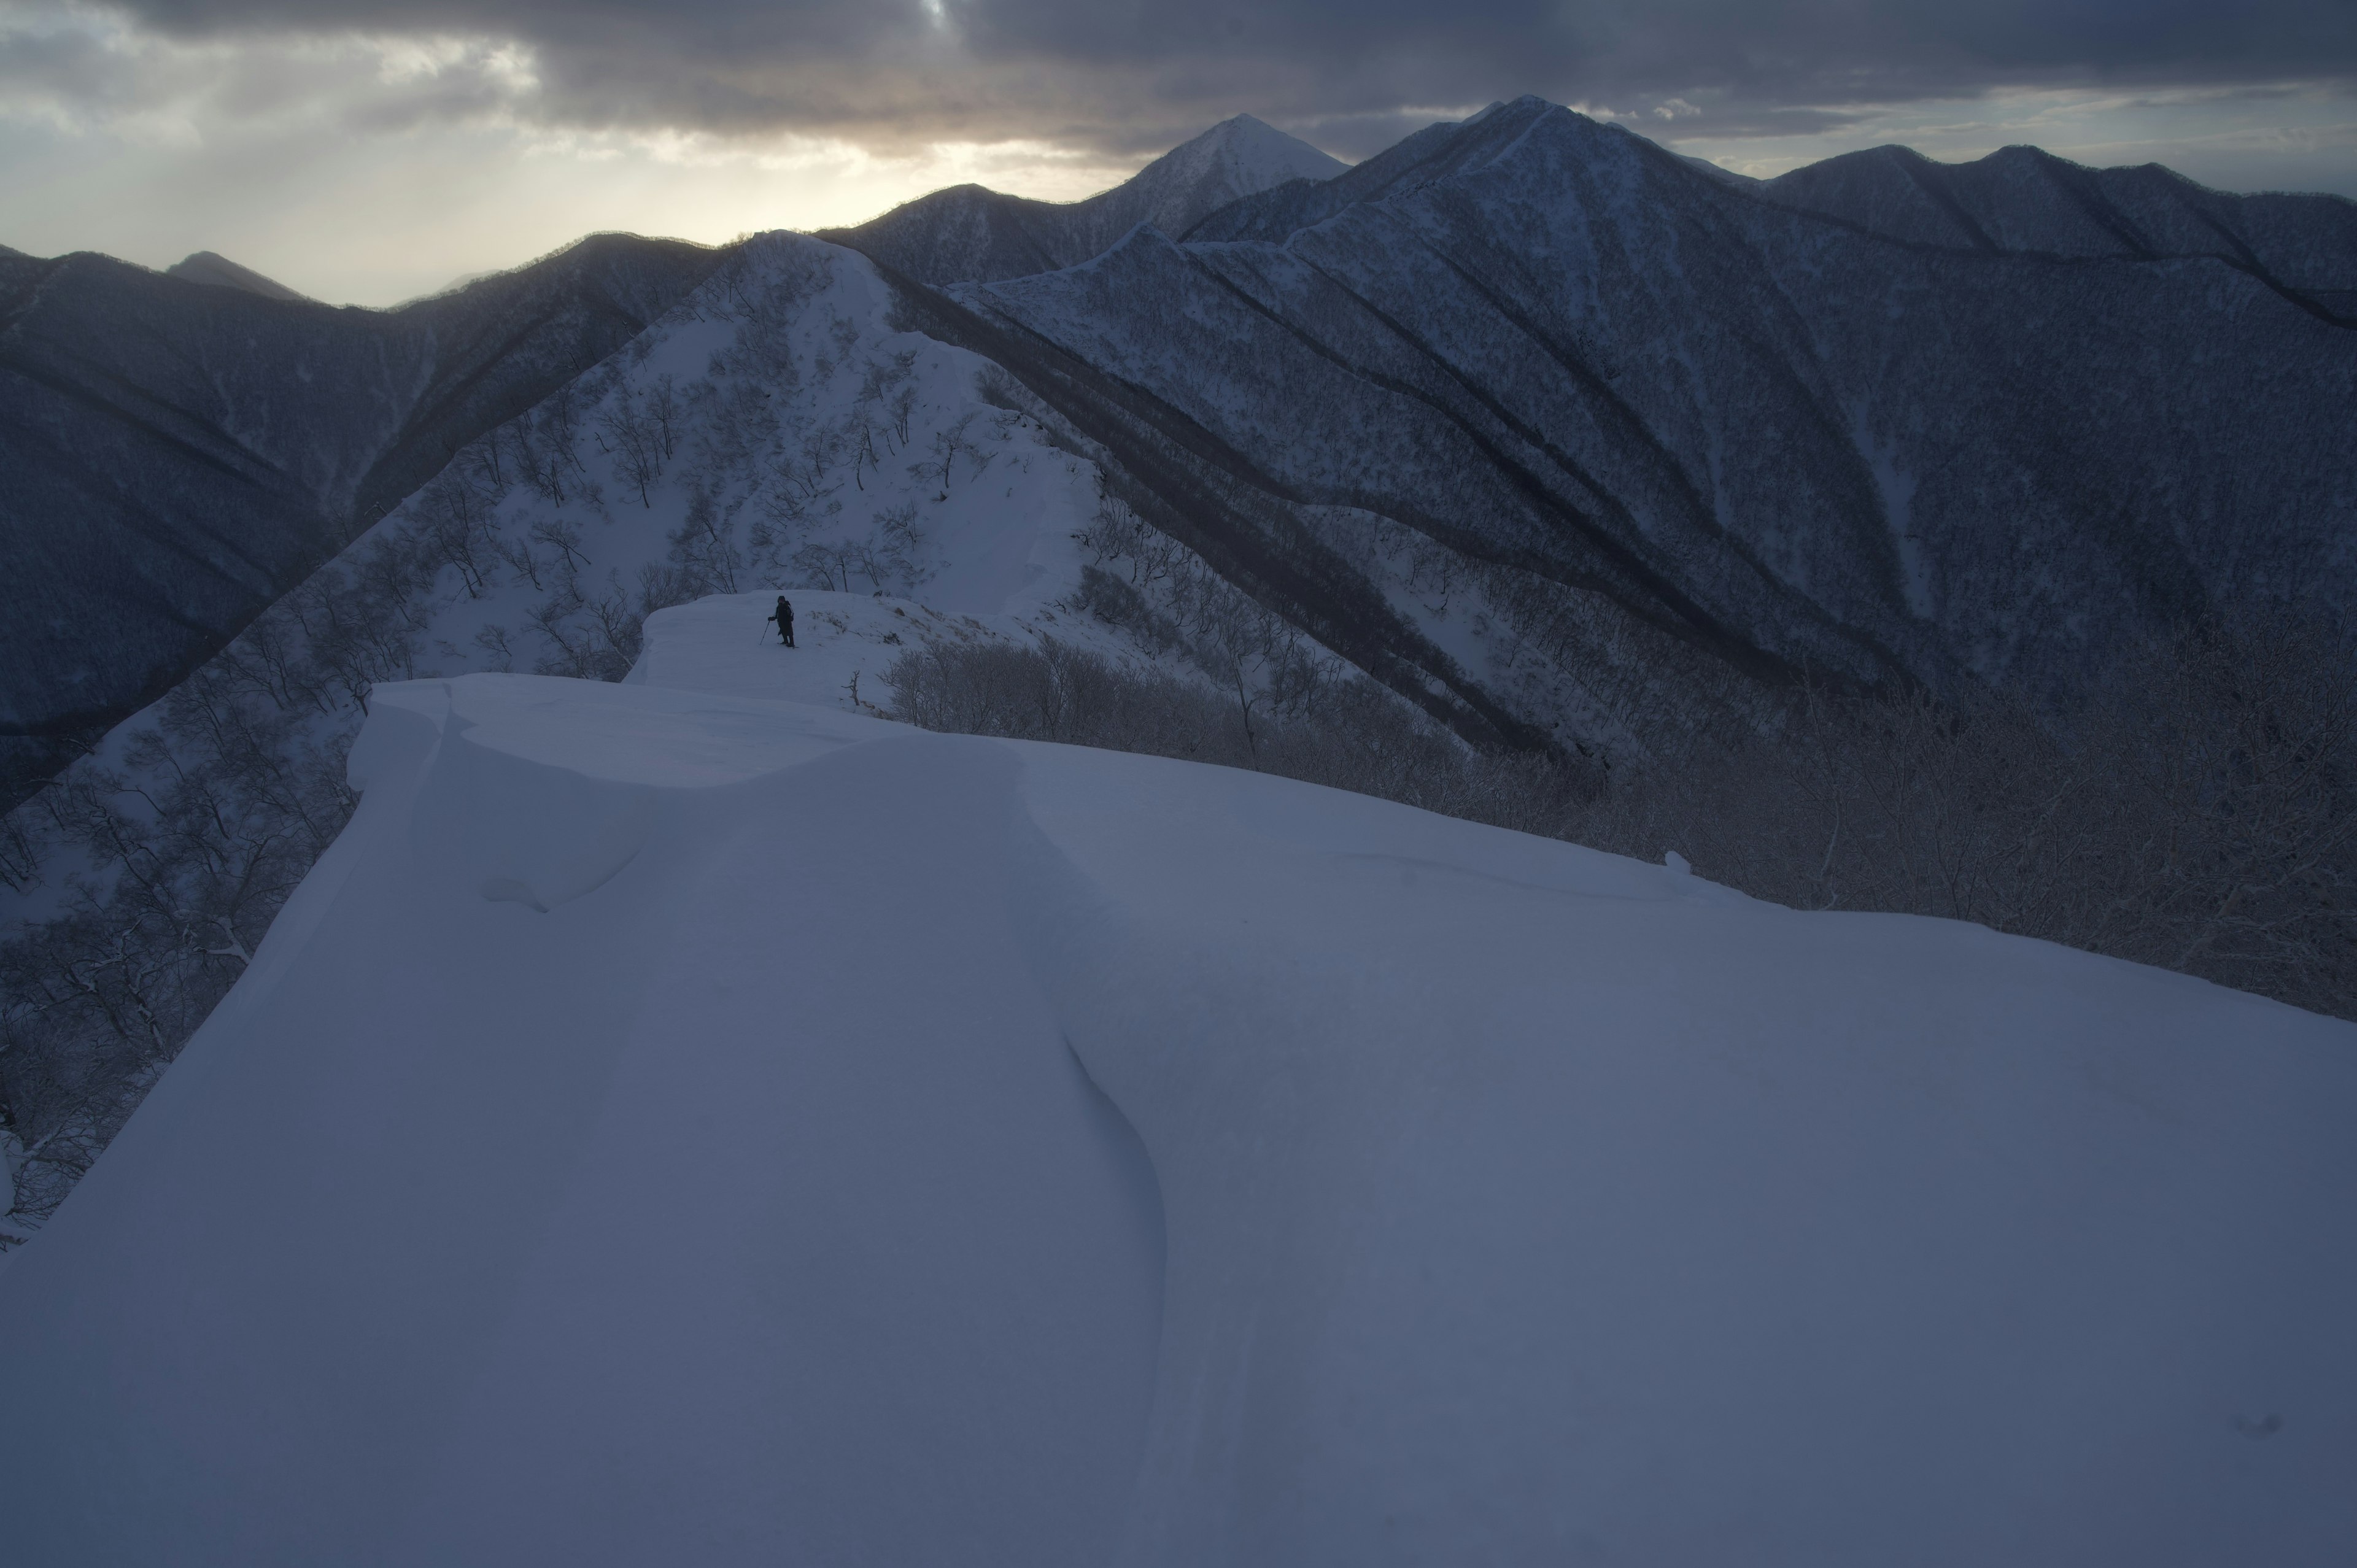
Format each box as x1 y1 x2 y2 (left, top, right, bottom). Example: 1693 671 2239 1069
0 19 147 107
77 0 2357 151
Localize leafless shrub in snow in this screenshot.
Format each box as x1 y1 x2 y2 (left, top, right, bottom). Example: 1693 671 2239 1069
886 638 1588 844
600 384 667 508
0 566 394 1232
890 610 2357 1020
1592 608 2357 1016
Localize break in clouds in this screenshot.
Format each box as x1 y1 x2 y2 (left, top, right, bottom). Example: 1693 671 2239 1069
12 0 2357 157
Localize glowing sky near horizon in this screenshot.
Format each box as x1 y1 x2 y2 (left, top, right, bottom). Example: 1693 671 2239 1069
1 1 2350 306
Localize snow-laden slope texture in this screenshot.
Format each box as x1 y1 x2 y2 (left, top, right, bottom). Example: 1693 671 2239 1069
0 654 2351 1565
849 96 2357 755
163 250 312 303
822 114 1346 285
0 233 724 806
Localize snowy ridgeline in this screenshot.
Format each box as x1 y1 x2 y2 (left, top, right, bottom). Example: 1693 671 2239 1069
1 606 2352 1565
0 226 1234 925
0 251 1121 970
0 221 1353 1242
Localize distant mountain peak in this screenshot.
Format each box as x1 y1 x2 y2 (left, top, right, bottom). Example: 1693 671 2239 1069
1121 114 1347 217
165 250 311 303
826 112 1345 285
1172 113 1345 178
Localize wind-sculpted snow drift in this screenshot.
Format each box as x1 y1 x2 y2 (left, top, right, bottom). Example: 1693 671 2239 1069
1 624 2351 1564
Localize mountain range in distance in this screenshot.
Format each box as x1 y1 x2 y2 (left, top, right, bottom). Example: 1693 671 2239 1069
851 98 2355 750
4 99 2353 808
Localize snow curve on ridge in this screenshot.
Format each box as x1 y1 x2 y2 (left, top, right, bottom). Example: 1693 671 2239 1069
0 651 2350 1566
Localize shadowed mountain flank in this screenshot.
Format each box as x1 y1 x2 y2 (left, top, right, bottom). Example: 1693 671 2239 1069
1760 143 2357 321
843 98 2355 752
0 233 725 804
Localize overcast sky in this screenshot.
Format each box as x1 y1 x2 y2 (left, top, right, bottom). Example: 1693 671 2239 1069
3 0 2351 304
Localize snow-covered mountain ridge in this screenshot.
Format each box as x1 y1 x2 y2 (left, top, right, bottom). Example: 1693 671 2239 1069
0 229 1171 1234
0 625 2350 1562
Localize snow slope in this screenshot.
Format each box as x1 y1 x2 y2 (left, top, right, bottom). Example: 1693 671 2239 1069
1 622 2352 1564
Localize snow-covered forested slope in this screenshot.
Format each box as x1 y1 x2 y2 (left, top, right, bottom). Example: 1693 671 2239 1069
856 96 2357 751
0 645 2350 1565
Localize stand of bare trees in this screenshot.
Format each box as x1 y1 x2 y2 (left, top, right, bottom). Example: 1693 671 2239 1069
0 522 433 1232
888 636 1585 837
1593 611 2357 1015
888 609 2357 1022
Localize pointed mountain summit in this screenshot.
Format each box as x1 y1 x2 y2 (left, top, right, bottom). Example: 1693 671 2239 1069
1109 114 1347 237
164 250 312 303
822 114 1345 285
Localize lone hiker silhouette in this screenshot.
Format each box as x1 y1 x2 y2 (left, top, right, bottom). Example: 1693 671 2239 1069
768 595 795 648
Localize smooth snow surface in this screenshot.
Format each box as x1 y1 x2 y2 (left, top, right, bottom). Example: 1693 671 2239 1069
2 637 2353 1564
